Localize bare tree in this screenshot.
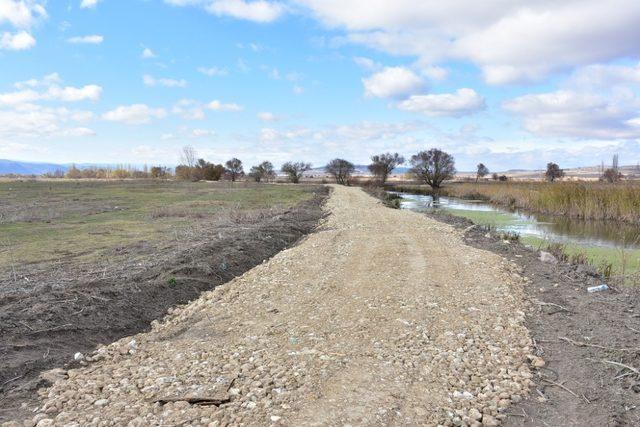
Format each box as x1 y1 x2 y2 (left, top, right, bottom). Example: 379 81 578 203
476 163 489 182
225 158 244 182
325 158 355 185
545 162 564 182
180 146 197 168
281 161 312 184
368 152 404 184
179 146 197 180
409 148 456 189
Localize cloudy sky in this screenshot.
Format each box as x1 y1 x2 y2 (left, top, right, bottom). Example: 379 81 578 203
1 0 640 170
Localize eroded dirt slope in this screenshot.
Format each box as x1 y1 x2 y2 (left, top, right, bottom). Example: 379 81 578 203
19 186 535 426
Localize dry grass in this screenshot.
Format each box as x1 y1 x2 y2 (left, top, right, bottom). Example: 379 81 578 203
393 181 640 224
0 180 318 270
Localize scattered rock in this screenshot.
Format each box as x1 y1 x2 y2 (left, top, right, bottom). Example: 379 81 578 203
538 251 558 264
93 399 109 407
39 368 68 384
528 355 546 368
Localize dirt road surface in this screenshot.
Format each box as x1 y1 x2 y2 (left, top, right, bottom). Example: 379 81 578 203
16 186 535 426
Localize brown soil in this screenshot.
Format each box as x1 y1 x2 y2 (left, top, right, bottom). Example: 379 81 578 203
12 186 535 426
426 210 640 426
0 187 329 422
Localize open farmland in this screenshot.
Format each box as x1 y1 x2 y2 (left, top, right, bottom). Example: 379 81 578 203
0 180 328 422
0 180 318 269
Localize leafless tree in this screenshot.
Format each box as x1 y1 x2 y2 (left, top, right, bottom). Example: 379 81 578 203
368 152 404 184
281 161 312 184
180 146 197 169
325 158 355 185
179 146 197 180
409 148 456 189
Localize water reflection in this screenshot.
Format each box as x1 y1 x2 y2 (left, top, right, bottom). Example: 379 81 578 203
393 192 640 249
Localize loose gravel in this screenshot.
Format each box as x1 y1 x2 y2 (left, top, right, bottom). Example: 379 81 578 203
11 185 536 426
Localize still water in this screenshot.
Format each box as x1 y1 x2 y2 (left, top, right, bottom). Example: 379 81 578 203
393 192 640 250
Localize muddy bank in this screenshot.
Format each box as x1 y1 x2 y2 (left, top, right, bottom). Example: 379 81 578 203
0 187 329 422
425 210 640 426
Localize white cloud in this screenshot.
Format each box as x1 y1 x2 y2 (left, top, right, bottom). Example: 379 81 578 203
327 121 426 142
257 111 280 122
0 0 46 51
141 47 156 58
420 65 448 81
207 100 243 111
166 0 285 23
163 0 203 6
1 30 35 50
171 98 242 119
143 74 187 88
103 104 167 124
0 82 102 105
206 0 285 23
14 72 61 89
295 0 640 84
0 0 47 28
0 105 96 139
362 66 424 99
172 99 206 120
569 62 640 89
503 89 640 139
45 84 102 102
160 127 215 140
67 34 103 44
60 127 96 137
197 66 228 76
0 88 39 105
191 128 215 137
353 56 379 71
292 85 304 95
397 88 485 117
80 0 100 9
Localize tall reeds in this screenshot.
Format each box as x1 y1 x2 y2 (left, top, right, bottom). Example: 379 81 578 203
442 181 640 224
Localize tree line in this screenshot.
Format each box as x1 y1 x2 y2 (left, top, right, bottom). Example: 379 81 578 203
45 145 627 187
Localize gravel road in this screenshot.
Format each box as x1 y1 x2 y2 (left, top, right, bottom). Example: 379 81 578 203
14 186 535 426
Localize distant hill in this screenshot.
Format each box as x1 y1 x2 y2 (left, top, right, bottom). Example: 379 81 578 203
0 159 68 175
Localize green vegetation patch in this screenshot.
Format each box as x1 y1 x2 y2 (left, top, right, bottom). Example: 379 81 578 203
521 236 640 275
0 180 315 268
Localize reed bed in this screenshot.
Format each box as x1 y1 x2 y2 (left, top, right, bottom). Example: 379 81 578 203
390 181 640 224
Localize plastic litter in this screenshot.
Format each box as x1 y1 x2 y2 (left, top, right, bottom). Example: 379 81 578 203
587 284 609 293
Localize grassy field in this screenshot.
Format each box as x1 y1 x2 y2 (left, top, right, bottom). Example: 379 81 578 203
0 180 315 269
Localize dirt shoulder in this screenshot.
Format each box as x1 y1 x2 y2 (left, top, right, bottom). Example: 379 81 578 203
13 185 536 426
0 186 329 423
425 210 640 426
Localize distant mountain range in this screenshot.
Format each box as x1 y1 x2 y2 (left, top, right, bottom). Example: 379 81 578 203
0 159 142 175
0 159 69 175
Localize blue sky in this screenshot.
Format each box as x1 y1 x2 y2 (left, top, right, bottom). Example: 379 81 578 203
1 0 640 171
